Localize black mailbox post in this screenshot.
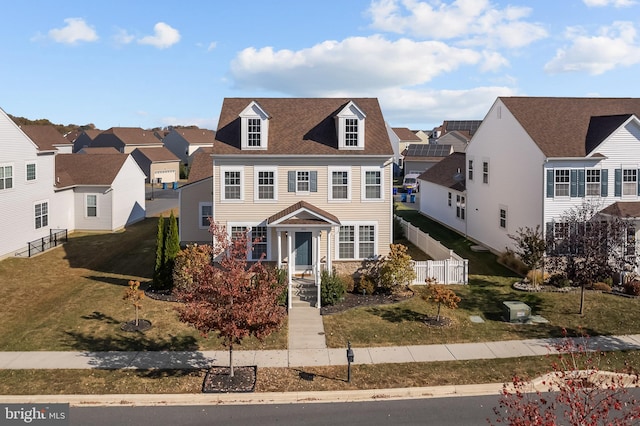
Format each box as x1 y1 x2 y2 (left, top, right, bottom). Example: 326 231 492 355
346 341 354 382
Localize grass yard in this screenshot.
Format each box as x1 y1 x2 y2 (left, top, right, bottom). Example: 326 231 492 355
0 218 287 352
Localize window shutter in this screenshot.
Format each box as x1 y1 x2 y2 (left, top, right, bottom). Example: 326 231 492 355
546 169 554 198
615 169 622 197
577 169 585 197
601 169 608 196
288 171 295 192
570 170 578 197
310 171 317 192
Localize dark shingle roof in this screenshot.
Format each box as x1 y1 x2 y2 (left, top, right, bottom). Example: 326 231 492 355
392 127 421 142
172 128 216 144
600 201 640 219
418 152 466 192
21 125 71 151
500 97 640 157
267 201 340 225
187 147 213 183
93 127 163 147
213 98 393 156
132 147 180 162
55 154 128 188
78 147 120 154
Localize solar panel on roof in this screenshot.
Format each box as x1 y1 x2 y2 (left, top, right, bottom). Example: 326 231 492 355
406 144 451 157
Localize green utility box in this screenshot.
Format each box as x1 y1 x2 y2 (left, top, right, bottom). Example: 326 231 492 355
502 301 531 323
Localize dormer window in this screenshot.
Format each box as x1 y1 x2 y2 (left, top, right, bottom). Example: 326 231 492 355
337 101 366 150
240 101 269 150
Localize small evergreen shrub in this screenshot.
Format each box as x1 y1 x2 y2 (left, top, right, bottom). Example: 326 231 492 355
548 273 571 288
320 269 346 306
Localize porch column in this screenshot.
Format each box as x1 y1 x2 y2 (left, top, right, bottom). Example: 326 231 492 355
287 231 293 309
315 232 321 309
327 228 332 271
276 230 282 269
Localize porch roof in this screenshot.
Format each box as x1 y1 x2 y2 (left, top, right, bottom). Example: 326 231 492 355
600 201 640 219
267 201 341 226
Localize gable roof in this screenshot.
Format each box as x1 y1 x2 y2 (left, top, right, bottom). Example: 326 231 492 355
20 125 71 151
214 98 393 156
54 153 128 188
94 127 162 147
418 152 466 192
599 201 640 219
500 97 640 158
267 201 341 226
187 147 213 183
132 147 180 162
392 127 421 142
441 120 481 138
170 127 216 145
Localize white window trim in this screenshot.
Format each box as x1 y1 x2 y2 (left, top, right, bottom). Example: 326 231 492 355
199 202 213 229
335 221 378 260
296 170 311 194
361 166 384 201
337 101 366 150
328 166 351 202
467 158 474 181
227 222 270 261
85 194 98 218
25 161 37 183
554 168 571 198
253 166 278 202
585 168 601 197
482 158 490 184
499 205 507 230
0 163 14 191
239 102 269 150
622 166 638 198
220 166 244 202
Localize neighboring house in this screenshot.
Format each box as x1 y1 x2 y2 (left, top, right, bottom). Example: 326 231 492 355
392 127 423 172
208 98 394 307
89 127 163 154
162 127 215 166
21 125 74 154
77 147 120 154
413 129 432 143
130 147 180 184
54 154 146 231
432 120 481 142
0 111 61 259
422 97 640 266
178 147 213 245
436 130 471 153
402 143 453 175
418 152 467 235
72 129 102 153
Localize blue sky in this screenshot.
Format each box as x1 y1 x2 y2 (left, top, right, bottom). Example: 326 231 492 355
1 0 640 131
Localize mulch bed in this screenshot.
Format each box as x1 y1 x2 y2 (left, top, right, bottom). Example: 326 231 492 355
120 319 152 332
144 288 178 302
202 366 257 393
320 289 414 315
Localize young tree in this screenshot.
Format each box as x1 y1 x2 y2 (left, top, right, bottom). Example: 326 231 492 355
153 215 165 287
172 244 213 293
161 211 180 290
123 280 144 326
421 281 461 322
174 222 286 377
545 201 635 314
490 331 640 425
509 225 546 288
378 244 416 294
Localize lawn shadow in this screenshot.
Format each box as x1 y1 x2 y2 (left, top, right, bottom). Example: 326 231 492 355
81 311 119 324
366 306 425 323
294 368 345 383
85 275 140 287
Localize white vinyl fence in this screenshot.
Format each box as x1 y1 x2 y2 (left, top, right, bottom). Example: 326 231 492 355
395 215 468 285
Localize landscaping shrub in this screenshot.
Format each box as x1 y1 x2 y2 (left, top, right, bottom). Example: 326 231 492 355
172 244 213 292
272 267 288 306
320 269 346 306
354 275 375 295
340 274 355 293
526 269 549 285
497 249 528 276
548 273 571 288
591 282 612 292
624 280 640 296
378 244 416 294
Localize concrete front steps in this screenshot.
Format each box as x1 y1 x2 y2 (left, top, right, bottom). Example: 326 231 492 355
288 277 327 350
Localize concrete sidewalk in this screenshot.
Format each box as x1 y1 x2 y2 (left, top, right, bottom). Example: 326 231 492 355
1 334 639 370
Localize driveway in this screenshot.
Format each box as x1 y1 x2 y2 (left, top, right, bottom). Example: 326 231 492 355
145 183 179 217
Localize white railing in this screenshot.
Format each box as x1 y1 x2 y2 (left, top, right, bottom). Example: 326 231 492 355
395 215 468 285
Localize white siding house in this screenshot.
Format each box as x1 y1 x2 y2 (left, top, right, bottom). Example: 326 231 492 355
178 147 214 245
423 97 640 263
162 127 215 166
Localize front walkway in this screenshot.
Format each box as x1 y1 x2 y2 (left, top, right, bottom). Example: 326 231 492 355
0 334 639 370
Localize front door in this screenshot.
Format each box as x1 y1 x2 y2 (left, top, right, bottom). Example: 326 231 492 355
294 232 313 269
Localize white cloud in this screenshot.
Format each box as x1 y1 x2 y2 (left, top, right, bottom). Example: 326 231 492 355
367 0 547 49
583 0 636 7
113 28 134 45
138 22 181 49
48 18 98 44
207 41 217 51
230 35 483 95
544 21 640 75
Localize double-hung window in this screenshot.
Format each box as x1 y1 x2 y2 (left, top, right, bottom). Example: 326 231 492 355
35 201 48 229
358 225 375 258
623 169 637 196
86 194 97 217
199 202 212 228
250 226 268 260
345 119 358 147
247 118 261 147
456 195 465 220
586 169 601 196
257 170 275 200
331 170 349 200
0 165 13 190
26 163 36 182
468 160 473 181
338 226 355 259
555 169 570 197
297 171 310 192
222 168 243 200
363 168 382 200
499 208 507 229
482 161 489 184
338 223 377 259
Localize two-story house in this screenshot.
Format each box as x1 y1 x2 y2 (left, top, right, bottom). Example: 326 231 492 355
205 98 394 307
162 127 216 167
89 127 164 154
433 97 640 263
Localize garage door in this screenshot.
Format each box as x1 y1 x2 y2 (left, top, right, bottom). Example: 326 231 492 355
154 170 176 183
